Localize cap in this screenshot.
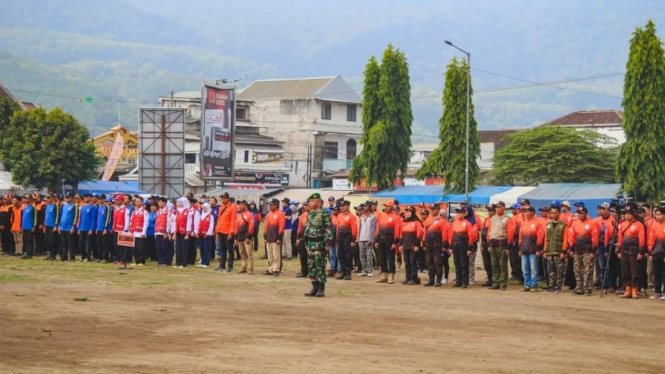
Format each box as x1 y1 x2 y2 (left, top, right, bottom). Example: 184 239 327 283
115 194 124 201
574 201 585 207
74 194 82 199
99 193 106 199
65 192 74 198
290 200 299 206
460 200 469 205
267 198 279 205
539 205 550 212
383 201 395 208
597 202 610 210
551 200 561 207
495 201 506 207
341 200 351 207
23 193 31 199
220 192 230 199
92 193 100 198
419 202 426 207
561 201 571 208
487 204 496 211
229 197 236 203
421 209 430 215
308 192 321 200
520 199 531 205
430 203 441 210
394 206 401 211
624 206 636 215
328 196 336 201
143 201 150 207
655 207 665 214
393 199 400 206
105 196 114 202
371 201 378 205
525 206 536 213
455 207 468 213
636 207 646 214
578 206 589 214
332 203 341 210
238 200 248 205
511 203 520 210
282 197 290 204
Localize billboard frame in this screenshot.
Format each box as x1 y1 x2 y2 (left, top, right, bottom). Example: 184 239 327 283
200 84 236 181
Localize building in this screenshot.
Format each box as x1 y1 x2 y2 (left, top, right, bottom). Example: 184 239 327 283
547 110 624 146
92 125 139 179
237 76 363 188
0 82 37 111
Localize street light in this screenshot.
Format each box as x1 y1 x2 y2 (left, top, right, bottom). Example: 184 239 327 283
444 40 471 202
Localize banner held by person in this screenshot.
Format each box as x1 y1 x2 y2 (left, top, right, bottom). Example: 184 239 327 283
117 232 135 248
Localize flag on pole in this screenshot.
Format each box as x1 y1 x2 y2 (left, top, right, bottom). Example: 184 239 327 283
101 133 124 181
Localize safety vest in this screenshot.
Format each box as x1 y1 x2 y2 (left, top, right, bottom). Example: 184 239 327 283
130 208 145 233
199 214 212 236
189 208 197 233
155 209 169 234
175 210 188 235
114 206 126 232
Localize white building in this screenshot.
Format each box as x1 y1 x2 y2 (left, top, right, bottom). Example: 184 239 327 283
548 110 624 146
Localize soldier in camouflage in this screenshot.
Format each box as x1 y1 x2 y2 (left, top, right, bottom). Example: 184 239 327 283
297 193 333 298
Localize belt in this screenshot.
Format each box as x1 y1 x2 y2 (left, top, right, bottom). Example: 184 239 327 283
305 236 324 241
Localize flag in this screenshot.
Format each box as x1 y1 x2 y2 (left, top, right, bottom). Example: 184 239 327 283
101 133 124 181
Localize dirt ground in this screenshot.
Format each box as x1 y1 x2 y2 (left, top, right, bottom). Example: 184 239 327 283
1 256 664 374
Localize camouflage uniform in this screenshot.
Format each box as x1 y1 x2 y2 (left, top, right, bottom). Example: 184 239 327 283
546 256 566 291
303 209 333 283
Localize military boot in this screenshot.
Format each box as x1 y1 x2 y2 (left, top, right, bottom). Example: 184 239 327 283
388 273 395 284
424 273 435 287
375 273 388 283
305 282 318 297
316 282 326 297
336 270 346 280
434 275 442 287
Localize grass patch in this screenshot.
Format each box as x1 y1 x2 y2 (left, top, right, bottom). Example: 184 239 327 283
40 327 53 333
14 293 25 297
73 296 89 302
152 307 167 312
0 272 31 283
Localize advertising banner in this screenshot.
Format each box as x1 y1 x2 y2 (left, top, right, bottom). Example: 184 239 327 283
201 85 235 180
232 172 289 187
252 151 284 164
101 133 124 181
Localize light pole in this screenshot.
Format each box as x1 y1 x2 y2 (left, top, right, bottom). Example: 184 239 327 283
444 40 471 202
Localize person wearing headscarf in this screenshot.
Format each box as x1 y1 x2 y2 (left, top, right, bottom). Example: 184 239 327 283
400 206 424 285
187 196 200 266
197 203 215 268
173 197 191 269
248 202 261 253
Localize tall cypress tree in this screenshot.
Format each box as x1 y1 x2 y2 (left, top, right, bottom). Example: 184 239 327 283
416 57 479 194
617 20 665 201
351 45 413 190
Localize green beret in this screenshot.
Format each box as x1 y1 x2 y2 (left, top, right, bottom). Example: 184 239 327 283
308 192 321 200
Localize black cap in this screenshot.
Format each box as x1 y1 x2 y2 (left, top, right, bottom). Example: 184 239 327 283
495 201 506 207
487 204 496 211
430 203 441 210
267 198 279 205
460 200 468 206
282 197 290 204
636 207 646 214
220 192 230 198
539 205 550 212
655 207 665 214
238 200 248 205
525 206 536 213
229 197 236 203
328 196 336 201
421 210 430 215
332 204 341 210
341 200 351 207
371 201 378 205
65 193 74 198
74 194 82 199
455 207 468 213
394 199 400 206
624 206 636 215
520 199 530 205
578 206 589 214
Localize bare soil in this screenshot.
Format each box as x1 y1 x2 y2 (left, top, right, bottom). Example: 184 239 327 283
1 256 664 374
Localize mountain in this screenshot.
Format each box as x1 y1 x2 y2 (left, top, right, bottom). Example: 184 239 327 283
0 0 663 139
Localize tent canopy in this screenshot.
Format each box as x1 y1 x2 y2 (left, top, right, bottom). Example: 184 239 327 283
372 186 446 205
489 186 537 205
77 181 146 195
518 183 621 217
270 189 348 206
442 186 513 205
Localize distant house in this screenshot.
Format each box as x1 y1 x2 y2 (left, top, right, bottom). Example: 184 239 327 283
546 110 624 146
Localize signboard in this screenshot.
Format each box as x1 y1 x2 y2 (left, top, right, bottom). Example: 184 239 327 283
232 172 289 187
117 233 135 248
252 151 283 164
201 85 235 180
403 178 426 187
332 178 353 191
138 108 186 198
101 133 124 181
352 176 443 192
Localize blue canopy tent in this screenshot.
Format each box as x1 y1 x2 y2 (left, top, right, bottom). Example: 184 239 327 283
517 183 621 218
75 181 146 195
372 186 447 205
442 186 513 205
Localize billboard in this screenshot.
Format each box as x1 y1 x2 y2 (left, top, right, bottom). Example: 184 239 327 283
138 108 186 198
201 85 235 180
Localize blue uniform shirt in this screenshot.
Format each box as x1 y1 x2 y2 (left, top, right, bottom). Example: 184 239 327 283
78 204 95 232
45 203 60 228
60 203 77 232
283 206 293 230
21 204 37 230
96 204 112 232
146 211 157 236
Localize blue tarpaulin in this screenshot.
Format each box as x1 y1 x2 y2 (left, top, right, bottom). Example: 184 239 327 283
76 181 146 195
517 183 621 218
372 185 513 205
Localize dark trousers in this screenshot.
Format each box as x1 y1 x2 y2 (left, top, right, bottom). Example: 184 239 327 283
564 254 576 289
71 232 79 256
482 245 493 284
218 233 234 269
87 232 97 260
132 237 146 264
199 236 213 266
425 243 443 280
443 252 451 279
639 257 648 290
610 250 622 288
187 237 197 265
1 229 14 253
60 231 74 260
22 229 34 256
510 244 523 281
653 253 665 294
46 227 59 259
155 235 168 265
337 234 353 274
253 229 259 252
377 239 396 274
404 248 418 282
113 232 123 262
298 240 308 276
145 236 155 261
78 231 89 259
175 233 188 267
35 228 45 254
453 242 470 286
621 253 640 288
291 229 298 258
97 232 112 262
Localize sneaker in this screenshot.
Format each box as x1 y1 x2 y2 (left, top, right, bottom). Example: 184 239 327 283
100 260 108 264
554 289 562 294
584 290 592 296
200 265 208 268
227 268 233 273
649 293 662 300
520 287 531 292
137 263 144 267
530 288 538 293
197 260 202 265
367 272 373 278
469 280 475 285
173 265 178 269
197 264 203 268
177 265 184 269
442 278 449 285
660 295 665 301
500 285 507 291
131 263 138 267
575 289 584 296
360 272 368 277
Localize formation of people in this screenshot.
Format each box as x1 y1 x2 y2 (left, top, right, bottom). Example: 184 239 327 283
1 191 664 301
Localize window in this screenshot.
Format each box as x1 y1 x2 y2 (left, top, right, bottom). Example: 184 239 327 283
321 102 332 120
323 141 338 159
423 151 432 159
346 105 357 122
346 139 357 160
236 107 248 121
185 153 197 164
244 150 249 163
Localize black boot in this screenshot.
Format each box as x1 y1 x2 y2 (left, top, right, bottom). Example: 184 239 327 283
336 270 346 280
424 273 435 287
305 282 318 297
343 270 351 281
434 275 442 287
316 282 325 297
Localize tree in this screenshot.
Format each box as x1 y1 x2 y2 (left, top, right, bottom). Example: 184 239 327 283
351 45 413 190
616 20 665 201
0 97 20 134
0 107 102 190
492 126 617 185
415 57 480 194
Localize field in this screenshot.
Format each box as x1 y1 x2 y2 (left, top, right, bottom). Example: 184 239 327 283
1 254 664 374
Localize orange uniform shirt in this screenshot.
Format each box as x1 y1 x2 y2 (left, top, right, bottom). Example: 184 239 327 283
448 216 476 246
263 209 285 243
648 220 665 254
376 211 401 243
568 218 599 253
518 217 545 254
336 211 358 240
216 202 238 235
618 219 645 255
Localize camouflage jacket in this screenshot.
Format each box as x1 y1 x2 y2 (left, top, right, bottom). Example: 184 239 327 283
303 209 333 245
